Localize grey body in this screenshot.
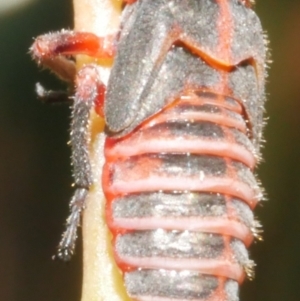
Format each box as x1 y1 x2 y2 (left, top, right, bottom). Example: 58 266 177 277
104 0 266 300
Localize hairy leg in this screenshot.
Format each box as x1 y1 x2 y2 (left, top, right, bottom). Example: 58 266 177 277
57 64 106 260
31 31 110 260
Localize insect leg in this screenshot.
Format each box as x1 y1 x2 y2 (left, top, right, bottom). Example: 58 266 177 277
30 30 115 82
57 64 105 261
35 83 71 104
31 31 113 106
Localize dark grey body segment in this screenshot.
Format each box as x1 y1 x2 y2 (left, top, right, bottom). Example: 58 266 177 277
112 192 254 228
113 192 228 218
111 153 256 189
105 0 266 151
163 121 225 138
116 231 225 259
125 270 220 299
125 270 240 300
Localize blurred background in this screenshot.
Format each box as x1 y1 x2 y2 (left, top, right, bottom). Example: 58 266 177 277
0 0 299 300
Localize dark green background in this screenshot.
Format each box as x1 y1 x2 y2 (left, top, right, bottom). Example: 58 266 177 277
0 0 299 300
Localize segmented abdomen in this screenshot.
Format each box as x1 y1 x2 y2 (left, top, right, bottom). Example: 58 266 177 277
103 84 262 300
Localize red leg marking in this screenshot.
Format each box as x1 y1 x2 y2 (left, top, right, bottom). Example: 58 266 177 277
94 84 106 118
123 0 138 4
30 30 116 82
32 30 115 60
75 64 106 118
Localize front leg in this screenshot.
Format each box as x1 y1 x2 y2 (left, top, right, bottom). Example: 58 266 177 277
30 30 115 82
57 64 106 260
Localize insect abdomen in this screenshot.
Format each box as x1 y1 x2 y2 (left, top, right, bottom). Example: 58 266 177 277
103 88 261 300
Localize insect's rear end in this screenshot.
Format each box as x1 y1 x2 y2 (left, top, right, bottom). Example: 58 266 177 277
31 0 267 300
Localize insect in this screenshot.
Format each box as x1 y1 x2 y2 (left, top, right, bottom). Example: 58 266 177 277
31 0 267 300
